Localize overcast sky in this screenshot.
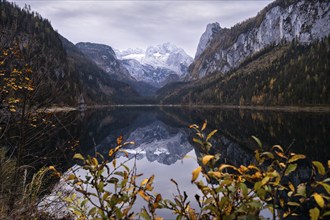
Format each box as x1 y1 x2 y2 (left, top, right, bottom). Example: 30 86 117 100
11 0 273 56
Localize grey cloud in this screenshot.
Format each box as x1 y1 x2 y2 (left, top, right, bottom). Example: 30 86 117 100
12 0 272 56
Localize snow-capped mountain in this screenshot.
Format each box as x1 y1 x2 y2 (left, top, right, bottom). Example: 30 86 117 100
115 43 193 87
123 120 192 165
76 42 159 96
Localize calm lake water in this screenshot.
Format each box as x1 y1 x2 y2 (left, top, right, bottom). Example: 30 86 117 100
60 106 329 218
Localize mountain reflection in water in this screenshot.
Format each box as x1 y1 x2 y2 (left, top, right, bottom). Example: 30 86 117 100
52 106 329 218
75 106 329 164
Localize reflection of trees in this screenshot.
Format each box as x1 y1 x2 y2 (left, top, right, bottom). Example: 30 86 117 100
159 107 329 162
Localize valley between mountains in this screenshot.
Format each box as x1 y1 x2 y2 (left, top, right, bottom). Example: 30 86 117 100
1 0 330 108
1 0 330 219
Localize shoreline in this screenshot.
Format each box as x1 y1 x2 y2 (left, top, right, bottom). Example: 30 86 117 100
43 104 330 113
88 104 330 113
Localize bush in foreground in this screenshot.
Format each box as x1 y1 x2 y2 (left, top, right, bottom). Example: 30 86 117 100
59 121 330 220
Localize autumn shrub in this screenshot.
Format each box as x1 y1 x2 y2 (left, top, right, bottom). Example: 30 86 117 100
61 137 163 220
0 45 63 219
59 121 329 220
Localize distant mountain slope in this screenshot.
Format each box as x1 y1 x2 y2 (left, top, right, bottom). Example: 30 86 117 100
76 42 192 94
0 1 138 105
187 0 330 80
158 37 330 105
76 42 135 82
61 38 139 104
115 43 193 87
76 42 157 97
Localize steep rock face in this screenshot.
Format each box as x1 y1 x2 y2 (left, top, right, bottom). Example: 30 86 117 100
116 43 193 87
120 59 179 88
61 38 139 104
76 42 159 97
195 22 221 59
188 0 330 80
76 42 135 81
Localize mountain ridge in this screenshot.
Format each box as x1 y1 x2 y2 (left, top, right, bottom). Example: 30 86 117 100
187 0 330 80
115 42 193 87
156 0 330 106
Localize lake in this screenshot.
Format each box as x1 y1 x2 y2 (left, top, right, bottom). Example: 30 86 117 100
50 106 329 218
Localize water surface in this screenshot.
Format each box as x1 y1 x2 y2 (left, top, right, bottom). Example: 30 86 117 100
63 106 330 217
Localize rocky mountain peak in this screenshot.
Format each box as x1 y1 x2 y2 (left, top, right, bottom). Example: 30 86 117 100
194 22 221 59
115 43 193 87
188 0 330 80
76 42 117 59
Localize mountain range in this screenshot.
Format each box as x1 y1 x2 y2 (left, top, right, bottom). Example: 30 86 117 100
158 0 330 106
1 0 329 106
76 42 193 89
116 43 193 86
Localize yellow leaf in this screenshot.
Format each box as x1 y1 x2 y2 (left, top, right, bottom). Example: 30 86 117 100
193 138 203 145
189 124 199 129
288 182 295 192
285 163 297 176
201 120 207 131
225 203 232 215
191 166 202 182
247 165 259 171
206 129 217 141
92 157 98 166
239 165 248 173
309 207 320 220
73 153 84 161
288 154 306 163
279 162 286 168
208 171 221 178
141 178 149 186
252 171 262 179
313 193 324 208
261 176 270 185
67 174 75 181
318 182 330 194
48 166 56 171
312 161 325 175
219 164 237 171
103 191 110 200
272 145 284 153
251 136 262 148
287 202 300 206
138 190 150 201
202 155 214 165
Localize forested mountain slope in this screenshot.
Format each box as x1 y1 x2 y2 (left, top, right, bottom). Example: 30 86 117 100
0 0 138 106
158 37 330 106
158 0 330 106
